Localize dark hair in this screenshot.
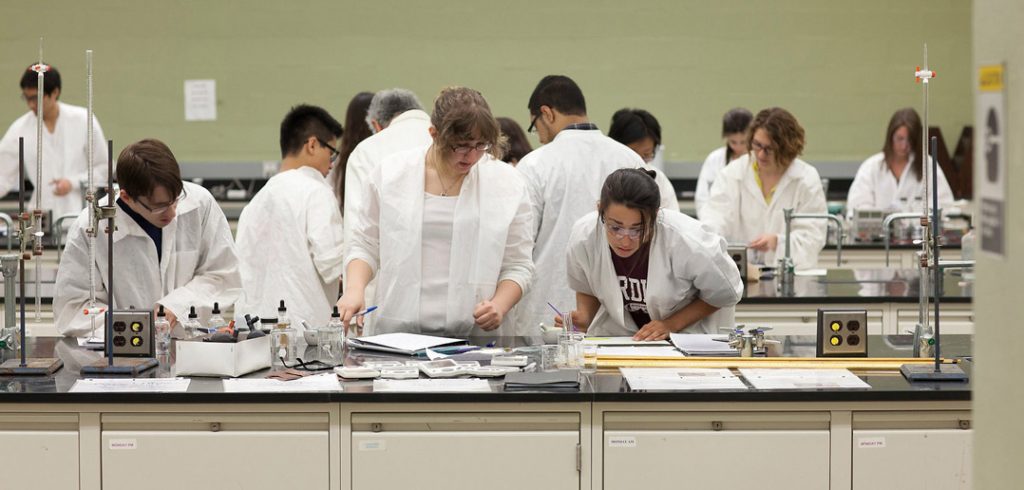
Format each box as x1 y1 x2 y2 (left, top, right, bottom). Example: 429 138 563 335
279 104 344 159
882 107 924 182
608 108 661 147
722 108 753 160
334 92 374 210
527 75 586 117
20 63 61 96
116 139 184 199
598 168 661 244
497 117 532 164
431 86 505 160
748 107 804 168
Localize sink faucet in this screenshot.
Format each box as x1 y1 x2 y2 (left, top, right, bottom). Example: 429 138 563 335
780 209 845 285
882 212 924 266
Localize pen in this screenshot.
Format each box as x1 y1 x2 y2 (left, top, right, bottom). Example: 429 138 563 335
546 302 563 317
355 306 378 317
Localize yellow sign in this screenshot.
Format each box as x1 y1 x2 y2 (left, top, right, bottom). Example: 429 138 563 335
979 64 1004 92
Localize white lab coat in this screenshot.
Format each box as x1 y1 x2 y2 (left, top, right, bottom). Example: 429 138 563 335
516 129 677 334
0 102 109 217
695 146 729 219
701 155 827 270
346 145 534 337
846 152 954 215
567 209 743 336
341 109 432 260
54 182 241 336
235 167 344 329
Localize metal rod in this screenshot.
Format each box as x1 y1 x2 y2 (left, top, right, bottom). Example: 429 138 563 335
106 139 114 367
86 50 97 309
18 138 26 368
931 136 942 373
33 41 43 322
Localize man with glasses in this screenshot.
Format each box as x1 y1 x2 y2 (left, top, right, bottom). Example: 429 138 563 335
54 139 241 336
235 105 345 330
0 63 109 217
516 75 673 335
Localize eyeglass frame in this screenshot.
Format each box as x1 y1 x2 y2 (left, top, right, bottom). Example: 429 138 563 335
750 140 774 155
134 189 187 215
279 356 337 371
317 138 340 164
600 216 644 240
450 142 492 156
527 114 539 134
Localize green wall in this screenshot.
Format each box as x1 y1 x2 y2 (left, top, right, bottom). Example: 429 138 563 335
0 0 972 165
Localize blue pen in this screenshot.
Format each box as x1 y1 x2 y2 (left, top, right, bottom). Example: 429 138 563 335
354 306 378 317
547 302 575 332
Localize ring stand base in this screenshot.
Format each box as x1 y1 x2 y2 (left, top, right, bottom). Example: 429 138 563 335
900 362 969 382
82 357 158 376
0 358 63 375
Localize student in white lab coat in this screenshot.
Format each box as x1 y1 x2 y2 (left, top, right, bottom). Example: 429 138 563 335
516 75 676 334
702 107 827 270
0 63 109 218
607 108 678 209
338 87 534 337
54 139 241 336
846 108 954 216
562 169 743 340
695 108 753 219
235 105 345 329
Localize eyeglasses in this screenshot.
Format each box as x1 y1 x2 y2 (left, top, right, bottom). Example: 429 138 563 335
136 190 186 215
279 357 337 371
602 220 643 240
318 138 340 164
451 142 492 155
527 114 539 134
751 140 773 155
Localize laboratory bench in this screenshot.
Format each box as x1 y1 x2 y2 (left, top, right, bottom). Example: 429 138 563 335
0 335 972 490
736 268 973 336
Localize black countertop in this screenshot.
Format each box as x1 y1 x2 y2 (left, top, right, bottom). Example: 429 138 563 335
740 268 973 304
0 335 972 404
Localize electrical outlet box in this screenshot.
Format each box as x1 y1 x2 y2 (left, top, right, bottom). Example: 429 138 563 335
816 309 868 357
107 309 154 357
727 244 748 280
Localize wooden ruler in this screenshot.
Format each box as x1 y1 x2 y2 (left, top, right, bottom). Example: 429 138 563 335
596 356 959 371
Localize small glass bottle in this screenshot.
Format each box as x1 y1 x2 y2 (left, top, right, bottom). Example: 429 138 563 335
318 306 345 364
208 302 226 333
271 300 296 365
183 306 202 339
154 304 171 356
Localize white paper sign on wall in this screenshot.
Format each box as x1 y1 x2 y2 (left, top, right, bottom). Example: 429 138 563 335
975 64 1007 258
184 79 217 122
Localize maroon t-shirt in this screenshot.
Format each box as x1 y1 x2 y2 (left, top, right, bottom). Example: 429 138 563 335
610 243 651 328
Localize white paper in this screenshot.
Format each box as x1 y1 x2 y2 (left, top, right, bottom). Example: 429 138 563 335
669 333 737 356
620 368 748 391
739 368 871 390
221 373 342 393
795 268 828 276
583 337 670 346
357 333 464 353
70 378 191 393
184 79 217 121
372 378 491 393
598 346 686 358
424 348 449 360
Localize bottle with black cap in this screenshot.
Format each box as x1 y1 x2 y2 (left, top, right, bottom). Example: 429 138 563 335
271 300 296 365
319 306 345 363
183 306 202 339
154 305 171 355
208 302 227 333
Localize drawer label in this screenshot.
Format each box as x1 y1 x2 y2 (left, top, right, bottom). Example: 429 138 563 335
358 440 386 451
109 438 137 450
608 436 637 448
857 437 886 449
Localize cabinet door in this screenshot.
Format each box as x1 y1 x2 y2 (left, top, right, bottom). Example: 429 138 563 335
0 414 79 489
894 305 974 335
818 249 890 269
852 411 972 490
101 413 330 490
351 412 579 490
603 412 830 490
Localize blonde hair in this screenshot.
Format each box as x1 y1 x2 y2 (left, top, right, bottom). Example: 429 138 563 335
431 86 506 160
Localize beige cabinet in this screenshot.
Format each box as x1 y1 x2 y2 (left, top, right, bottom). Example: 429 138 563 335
735 303 886 336
602 411 830 490
893 304 974 335
852 411 972 490
350 412 580 490
0 413 79 489
100 413 330 490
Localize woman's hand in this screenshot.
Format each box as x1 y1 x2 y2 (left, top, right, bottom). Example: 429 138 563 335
633 320 675 341
748 233 778 252
336 292 365 336
473 300 503 331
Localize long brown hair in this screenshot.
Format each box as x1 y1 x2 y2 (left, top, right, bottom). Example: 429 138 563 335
334 92 374 211
598 168 661 245
882 108 923 181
